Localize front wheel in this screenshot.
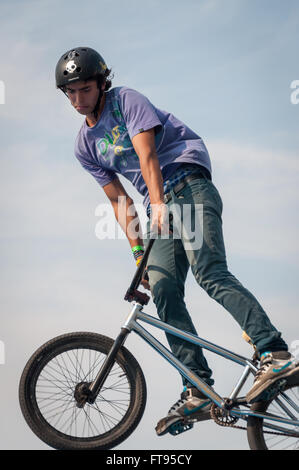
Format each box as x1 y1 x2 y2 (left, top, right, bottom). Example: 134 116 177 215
19 332 147 450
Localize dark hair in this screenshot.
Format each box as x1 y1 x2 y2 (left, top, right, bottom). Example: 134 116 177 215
61 67 113 93
93 68 114 119
102 67 113 91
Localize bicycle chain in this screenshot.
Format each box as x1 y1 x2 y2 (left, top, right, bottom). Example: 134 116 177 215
209 403 298 438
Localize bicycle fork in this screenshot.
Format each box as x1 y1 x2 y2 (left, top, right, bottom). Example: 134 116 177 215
75 304 143 408
75 327 130 407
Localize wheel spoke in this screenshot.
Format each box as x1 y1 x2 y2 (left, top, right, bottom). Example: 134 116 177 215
34 346 132 439
262 386 299 450
20 334 146 450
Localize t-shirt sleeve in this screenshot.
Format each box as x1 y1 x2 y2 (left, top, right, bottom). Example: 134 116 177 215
119 87 162 139
75 147 117 188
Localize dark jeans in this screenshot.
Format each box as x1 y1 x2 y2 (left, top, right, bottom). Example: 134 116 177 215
144 175 288 387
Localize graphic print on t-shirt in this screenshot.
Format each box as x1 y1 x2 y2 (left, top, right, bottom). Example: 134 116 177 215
74 86 212 212
95 97 139 170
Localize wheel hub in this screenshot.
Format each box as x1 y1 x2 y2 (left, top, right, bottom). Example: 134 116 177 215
74 381 92 408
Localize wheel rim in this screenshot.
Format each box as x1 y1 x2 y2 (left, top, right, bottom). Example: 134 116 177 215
33 346 132 439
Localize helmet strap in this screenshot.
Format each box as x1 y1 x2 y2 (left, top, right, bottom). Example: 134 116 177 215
93 78 104 120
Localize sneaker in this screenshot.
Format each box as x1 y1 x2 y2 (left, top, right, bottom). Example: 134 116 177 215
246 351 299 404
155 386 212 436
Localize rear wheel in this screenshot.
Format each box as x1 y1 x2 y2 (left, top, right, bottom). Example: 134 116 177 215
247 383 299 450
19 332 147 450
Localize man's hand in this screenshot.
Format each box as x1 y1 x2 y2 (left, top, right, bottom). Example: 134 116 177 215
140 269 150 290
150 202 171 237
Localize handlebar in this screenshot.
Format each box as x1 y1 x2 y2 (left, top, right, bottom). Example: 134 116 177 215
124 237 155 305
124 213 173 305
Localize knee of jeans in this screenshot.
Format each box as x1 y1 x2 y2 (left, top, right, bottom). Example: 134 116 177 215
149 274 183 304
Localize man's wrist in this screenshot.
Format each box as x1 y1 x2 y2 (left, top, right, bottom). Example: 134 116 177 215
132 245 144 265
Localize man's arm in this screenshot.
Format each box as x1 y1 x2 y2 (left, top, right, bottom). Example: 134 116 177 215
131 128 164 205
103 177 150 289
103 177 143 249
132 128 168 234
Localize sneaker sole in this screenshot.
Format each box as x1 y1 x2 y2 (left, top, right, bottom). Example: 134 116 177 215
155 416 179 436
247 365 299 404
155 409 211 436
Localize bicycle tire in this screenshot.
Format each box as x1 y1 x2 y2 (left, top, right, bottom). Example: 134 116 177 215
247 382 299 450
19 332 147 450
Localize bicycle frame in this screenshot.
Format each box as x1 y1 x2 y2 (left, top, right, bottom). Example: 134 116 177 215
86 234 298 431
88 301 299 430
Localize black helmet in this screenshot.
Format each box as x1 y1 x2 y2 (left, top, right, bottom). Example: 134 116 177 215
55 47 107 88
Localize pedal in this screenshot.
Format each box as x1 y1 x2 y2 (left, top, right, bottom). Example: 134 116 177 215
168 420 194 436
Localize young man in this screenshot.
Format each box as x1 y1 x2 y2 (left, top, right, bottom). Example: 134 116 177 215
55 47 299 436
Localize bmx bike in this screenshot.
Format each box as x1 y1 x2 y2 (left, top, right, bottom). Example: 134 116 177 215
19 236 299 450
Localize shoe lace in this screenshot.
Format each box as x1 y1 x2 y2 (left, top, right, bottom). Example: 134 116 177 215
169 399 185 412
254 356 272 381
168 393 188 412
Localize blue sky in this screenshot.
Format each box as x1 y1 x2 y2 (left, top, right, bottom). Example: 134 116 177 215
0 0 298 450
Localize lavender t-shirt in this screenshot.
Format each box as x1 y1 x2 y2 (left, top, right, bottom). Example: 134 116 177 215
74 86 212 212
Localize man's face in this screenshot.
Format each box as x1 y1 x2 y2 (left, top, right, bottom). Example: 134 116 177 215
65 79 101 115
